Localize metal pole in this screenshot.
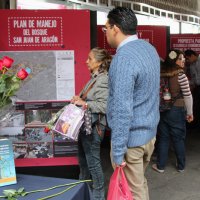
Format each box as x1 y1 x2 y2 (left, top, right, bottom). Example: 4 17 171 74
10 0 16 9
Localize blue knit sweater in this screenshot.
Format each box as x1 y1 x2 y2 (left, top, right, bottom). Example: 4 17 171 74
107 39 160 165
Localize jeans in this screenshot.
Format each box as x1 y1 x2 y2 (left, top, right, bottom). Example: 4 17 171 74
157 106 186 170
78 124 105 200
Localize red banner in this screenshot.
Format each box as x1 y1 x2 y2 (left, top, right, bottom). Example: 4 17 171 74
9 17 62 47
0 9 95 167
170 34 200 54
0 9 93 94
98 25 169 60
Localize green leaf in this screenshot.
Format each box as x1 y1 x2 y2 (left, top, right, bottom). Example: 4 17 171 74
21 192 27 197
0 81 6 93
11 76 20 82
0 74 9 81
7 197 17 200
6 77 20 89
3 189 17 197
17 187 24 193
9 83 20 94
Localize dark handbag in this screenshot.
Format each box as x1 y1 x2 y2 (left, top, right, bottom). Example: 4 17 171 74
159 93 182 112
159 77 182 112
80 80 96 135
83 109 92 135
160 99 174 112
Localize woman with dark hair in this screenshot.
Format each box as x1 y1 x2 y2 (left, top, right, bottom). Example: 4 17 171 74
152 49 193 173
71 47 112 200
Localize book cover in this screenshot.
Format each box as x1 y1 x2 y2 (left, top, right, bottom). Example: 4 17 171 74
0 139 17 187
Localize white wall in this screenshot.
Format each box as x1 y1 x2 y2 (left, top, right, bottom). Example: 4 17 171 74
181 22 200 34
97 11 200 34
17 0 200 34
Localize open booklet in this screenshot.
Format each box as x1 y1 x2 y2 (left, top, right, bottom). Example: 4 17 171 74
52 104 85 141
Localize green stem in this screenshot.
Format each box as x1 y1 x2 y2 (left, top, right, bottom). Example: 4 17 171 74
38 184 77 200
1 88 12 102
0 89 12 108
0 180 92 199
26 179 91 195
0 100 7 109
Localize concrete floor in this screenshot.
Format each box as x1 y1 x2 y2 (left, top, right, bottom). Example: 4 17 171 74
147 127 200 200
17 126 200 200
102 127 200 200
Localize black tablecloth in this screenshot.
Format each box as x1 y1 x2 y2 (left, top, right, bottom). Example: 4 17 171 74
0 174 91 200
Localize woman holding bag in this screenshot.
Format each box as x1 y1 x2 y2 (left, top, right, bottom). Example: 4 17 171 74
71 47 112 200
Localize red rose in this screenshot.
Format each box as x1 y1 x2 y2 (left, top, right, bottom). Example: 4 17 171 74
44 127 50 133
2 56 14 68
0 60 3 70
17 68 28 80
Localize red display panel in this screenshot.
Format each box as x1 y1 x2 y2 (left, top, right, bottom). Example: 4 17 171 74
170 34 200 54
98 25 170 60
15 157 78 167
0 9 94 94
0 9 96 167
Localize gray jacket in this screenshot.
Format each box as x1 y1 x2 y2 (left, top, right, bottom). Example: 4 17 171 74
80 72 108 126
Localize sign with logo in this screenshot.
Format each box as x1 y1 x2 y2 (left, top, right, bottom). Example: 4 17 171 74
171 34 200 54
9 17 62 47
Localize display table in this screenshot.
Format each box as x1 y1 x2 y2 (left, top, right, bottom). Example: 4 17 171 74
0 174 91 200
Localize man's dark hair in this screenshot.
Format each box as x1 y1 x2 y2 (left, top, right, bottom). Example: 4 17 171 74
107 7 137 35
184 49 198 57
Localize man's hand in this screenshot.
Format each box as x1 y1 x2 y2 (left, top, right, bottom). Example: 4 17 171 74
113 161 126 169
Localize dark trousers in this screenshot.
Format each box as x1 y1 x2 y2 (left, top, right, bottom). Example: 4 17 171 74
157 106 186 170
78 125 105 200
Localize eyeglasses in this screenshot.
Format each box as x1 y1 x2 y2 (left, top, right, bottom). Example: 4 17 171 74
102 25 113 33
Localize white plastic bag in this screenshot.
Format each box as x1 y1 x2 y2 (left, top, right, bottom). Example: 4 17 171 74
53 104 85 141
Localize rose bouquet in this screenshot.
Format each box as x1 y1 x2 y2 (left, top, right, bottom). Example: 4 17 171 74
0 56 31 109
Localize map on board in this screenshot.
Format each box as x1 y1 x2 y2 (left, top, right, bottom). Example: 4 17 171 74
0 50 75 101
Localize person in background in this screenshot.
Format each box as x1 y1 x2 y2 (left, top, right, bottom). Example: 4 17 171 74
104 7 160 200
184 49 200 127
71 47 112 200
152 49 193 173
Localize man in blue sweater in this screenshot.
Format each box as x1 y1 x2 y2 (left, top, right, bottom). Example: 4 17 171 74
105 7 160 200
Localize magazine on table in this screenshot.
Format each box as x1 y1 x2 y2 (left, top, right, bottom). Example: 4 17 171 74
0 139 17 187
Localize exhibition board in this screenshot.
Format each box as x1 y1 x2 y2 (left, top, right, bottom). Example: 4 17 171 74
0 9 96 167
